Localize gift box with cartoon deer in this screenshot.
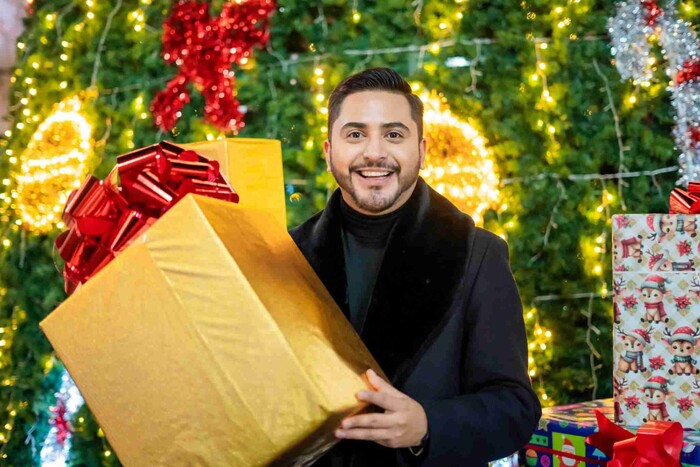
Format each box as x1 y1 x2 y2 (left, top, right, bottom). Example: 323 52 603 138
613 213 700 429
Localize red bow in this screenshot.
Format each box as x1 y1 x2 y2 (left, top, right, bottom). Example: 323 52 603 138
150 0 275 132
586 410 682 467
669 182 700 214
56 141 238 295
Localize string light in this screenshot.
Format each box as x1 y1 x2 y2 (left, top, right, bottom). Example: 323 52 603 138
129 9 146 32
418 90 500 225
14 96 93 233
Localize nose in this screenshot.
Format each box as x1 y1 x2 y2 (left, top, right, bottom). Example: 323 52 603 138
362 134 384 160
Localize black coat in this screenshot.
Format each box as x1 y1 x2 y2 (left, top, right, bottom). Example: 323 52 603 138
289 178 541 467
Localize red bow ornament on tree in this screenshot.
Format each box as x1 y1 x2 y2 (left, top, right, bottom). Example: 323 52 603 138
150 0 275 132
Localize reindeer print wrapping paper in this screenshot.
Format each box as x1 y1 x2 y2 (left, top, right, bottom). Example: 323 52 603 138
523 399 700 467
613 213 700 429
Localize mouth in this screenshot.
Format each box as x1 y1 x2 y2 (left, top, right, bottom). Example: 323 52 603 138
355 169 394 179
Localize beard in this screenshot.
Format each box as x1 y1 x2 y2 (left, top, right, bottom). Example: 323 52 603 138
328 147 421 214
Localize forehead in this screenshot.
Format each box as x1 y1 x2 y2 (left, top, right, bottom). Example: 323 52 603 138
334 90 414 128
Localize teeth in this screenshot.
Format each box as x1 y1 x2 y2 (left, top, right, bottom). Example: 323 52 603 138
359 171 390 177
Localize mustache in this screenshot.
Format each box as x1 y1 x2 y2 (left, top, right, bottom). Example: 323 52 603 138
348 160 400 172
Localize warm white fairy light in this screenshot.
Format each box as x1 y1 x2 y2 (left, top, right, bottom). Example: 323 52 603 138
419 90 500 225
14 96 93 232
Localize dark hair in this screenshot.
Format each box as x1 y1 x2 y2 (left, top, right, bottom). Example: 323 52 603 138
327 67 424 140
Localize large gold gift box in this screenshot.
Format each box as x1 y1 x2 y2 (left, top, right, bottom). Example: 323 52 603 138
41 177 383 464
180 138 287 229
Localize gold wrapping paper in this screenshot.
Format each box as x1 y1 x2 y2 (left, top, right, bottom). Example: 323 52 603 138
41 194 384 466
180 138 286 229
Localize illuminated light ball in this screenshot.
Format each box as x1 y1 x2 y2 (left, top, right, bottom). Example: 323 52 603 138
15 96 93 233
525 448 539 467
419 90 500 224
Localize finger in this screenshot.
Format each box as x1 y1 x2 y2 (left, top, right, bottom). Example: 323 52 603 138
366 369 403 397
335 427 393 441
341 412 397 429
357 389 405 411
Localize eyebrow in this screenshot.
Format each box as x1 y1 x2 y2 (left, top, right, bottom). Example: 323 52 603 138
340 122 412 133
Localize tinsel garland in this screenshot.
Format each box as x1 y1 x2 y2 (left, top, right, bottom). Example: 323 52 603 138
609 0 700 184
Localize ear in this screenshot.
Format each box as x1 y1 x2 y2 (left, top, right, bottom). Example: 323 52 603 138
419 138 427 170
323 140 331 172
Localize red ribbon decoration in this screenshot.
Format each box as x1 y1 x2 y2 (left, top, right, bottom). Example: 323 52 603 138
676 59 700 85
150 0 275 132
690 125 700 148
586 410 683 467
669 182 700 214
56 141 239 295
641 0 663 26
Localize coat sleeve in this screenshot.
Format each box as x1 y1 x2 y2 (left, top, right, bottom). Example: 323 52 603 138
401 233 541 466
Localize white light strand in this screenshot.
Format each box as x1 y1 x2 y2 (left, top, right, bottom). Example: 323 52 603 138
501 165 678 185
592 58 630 210
265 35 608 69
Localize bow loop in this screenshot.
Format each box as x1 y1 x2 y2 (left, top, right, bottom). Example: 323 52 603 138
56 141 238 295
586 409 683 467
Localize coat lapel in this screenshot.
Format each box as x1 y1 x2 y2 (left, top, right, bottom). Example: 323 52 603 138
290 178 475 387
360 179 474 387
289 191 350 320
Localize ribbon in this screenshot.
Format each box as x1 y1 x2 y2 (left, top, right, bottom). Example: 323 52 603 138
56 141 238 295
669 182 700 214
676 58 700 86
586 410 682 467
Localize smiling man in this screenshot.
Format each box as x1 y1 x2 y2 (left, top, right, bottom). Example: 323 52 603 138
290 68 541 467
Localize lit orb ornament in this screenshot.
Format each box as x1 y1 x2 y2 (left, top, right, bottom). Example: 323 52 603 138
419 90 500 224
15 96 93 233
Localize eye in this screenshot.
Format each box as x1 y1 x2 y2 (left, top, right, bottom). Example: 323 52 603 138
347 130 363 139
386 131 403 139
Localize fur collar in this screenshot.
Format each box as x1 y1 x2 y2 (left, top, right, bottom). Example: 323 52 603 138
290 178 475 387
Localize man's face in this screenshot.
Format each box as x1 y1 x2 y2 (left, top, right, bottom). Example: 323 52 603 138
324 91 426 215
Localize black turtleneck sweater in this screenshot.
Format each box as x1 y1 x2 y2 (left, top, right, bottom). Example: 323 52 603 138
339 197 403 333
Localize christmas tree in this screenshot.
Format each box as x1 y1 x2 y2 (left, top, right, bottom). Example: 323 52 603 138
0 0 695 463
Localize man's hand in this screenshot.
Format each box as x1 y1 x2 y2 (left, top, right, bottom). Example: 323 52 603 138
334 369 428 449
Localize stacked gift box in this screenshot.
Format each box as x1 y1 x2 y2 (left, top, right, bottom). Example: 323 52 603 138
612 212 700 429
524 198 700 466
523 399 700 466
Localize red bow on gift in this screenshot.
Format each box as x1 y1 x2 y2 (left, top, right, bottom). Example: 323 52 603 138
669 182 700 214
56 141 238 295
586 410 683 467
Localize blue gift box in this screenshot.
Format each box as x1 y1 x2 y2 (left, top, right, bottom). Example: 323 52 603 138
523 399 700 467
